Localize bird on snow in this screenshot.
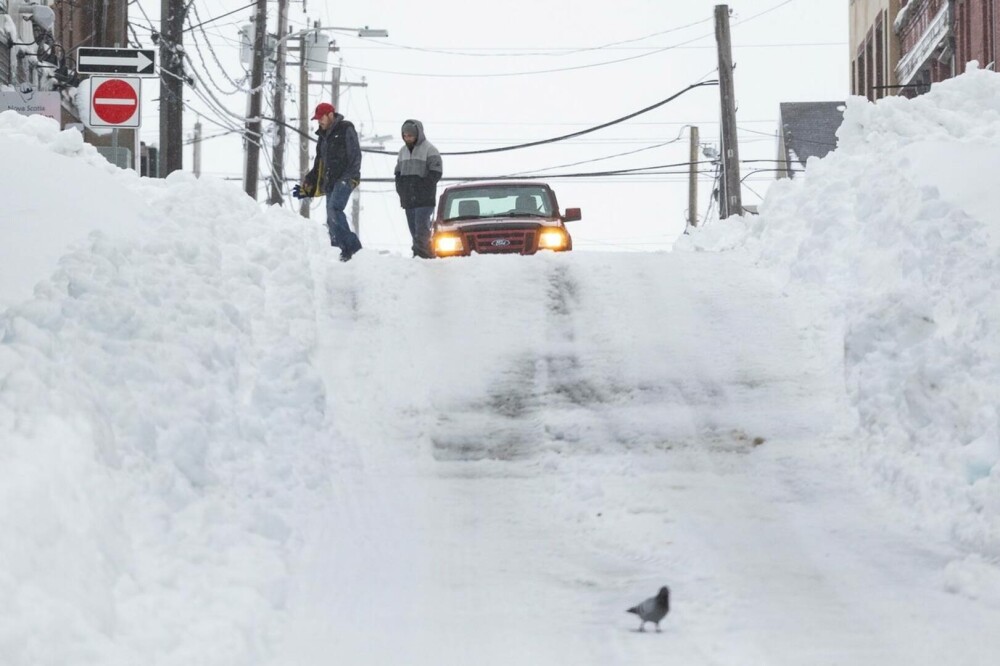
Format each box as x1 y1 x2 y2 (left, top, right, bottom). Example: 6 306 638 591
626 586 670 632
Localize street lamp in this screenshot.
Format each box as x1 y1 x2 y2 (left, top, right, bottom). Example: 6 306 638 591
357 27 389 38
276 25 389 49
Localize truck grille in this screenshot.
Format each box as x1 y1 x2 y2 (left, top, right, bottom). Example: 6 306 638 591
467 229 535 254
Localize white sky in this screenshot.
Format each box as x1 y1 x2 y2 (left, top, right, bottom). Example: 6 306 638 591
133 0 848 252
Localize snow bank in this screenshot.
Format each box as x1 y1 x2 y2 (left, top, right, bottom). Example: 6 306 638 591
0 113 334 664
0 110 148 309
677 66 1000 574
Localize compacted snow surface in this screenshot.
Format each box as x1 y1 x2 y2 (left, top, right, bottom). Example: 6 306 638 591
2 69 1000 666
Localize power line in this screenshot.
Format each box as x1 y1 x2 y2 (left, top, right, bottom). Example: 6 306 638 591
348 16 715 58
187 1 249 95
337 28 717 78
329 0 799 78
506 125 693 176
338 42 847 54
431 81 719 156
263 80 719 158
185 6 245 96
184 1 257 33
359 164 719 183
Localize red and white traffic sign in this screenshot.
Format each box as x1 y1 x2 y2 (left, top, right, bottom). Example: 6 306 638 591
89 76 141 128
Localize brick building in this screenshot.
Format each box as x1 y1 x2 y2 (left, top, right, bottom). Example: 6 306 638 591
850 0 903 100
952 0 999 70
53 0 128 54
892 0 999 96
1 1 127 89
852 1 1000 99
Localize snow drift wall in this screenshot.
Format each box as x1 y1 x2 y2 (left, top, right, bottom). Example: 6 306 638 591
677 66 1000 570
0 111 333 665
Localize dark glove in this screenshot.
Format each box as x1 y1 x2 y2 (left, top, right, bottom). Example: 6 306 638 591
350 178 361 189
292 184 309 199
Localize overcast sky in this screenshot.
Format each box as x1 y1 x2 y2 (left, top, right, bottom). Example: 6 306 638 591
134 0 848 252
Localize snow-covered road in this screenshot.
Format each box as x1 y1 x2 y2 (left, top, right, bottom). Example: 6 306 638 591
267 251 1000 665
6 75 1000 664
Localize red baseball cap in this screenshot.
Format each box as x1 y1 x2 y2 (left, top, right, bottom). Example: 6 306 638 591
312 102 335 120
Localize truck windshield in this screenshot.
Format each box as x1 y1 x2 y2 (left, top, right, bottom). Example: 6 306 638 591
441 185 554 221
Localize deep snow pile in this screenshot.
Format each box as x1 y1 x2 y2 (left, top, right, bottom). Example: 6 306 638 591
0 111 335 665
677 66 1000 576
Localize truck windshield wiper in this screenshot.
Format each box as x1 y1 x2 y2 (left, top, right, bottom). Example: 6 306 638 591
504 212 547 218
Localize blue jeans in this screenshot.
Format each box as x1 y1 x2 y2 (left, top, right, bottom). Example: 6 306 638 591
326 179 362 255
405 206 435 258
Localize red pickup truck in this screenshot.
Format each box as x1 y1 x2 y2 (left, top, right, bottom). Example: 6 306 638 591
431 181 581 257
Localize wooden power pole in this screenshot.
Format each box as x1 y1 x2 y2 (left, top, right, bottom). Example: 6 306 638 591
268 0 290 205
331 65 341 109
715 4 742 218
298 31 312 218
244 0 268 200
688 125 699 228
159 0 185 176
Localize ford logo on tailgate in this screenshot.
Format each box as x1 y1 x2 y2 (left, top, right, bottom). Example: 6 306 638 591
491 239 511 247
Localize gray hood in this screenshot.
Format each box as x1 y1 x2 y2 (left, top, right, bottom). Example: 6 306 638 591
401 118 426 145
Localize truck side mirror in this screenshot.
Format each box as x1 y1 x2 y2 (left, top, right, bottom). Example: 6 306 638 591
563 208 581 222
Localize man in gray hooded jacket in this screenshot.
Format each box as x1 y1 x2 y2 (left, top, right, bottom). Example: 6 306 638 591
394 119 443 258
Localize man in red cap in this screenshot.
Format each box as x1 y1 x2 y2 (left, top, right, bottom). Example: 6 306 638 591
294 102 363 261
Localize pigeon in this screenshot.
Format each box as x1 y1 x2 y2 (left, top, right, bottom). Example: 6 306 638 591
626 586 670 632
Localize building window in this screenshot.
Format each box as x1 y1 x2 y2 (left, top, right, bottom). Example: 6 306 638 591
0 38 10 87
875 13 885 98
959 2 972 71
984 0 994 68
857 48 867 98
865 32 875 100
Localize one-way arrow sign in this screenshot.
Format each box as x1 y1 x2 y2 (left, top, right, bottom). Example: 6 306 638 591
77 47 156 76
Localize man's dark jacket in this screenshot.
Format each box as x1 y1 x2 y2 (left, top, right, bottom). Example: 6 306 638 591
303 114 361 195
394 119 443 209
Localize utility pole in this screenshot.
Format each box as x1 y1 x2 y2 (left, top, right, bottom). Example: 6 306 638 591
289 26 382 217
159 0 186 177
329 65 369 120
192 119 202 177
688 125 699 228
331 65 341 109
351 134 388 236
330 65 371 234
298 31 312 218
268 0 290 205
244 0 268 200
715 4 742 218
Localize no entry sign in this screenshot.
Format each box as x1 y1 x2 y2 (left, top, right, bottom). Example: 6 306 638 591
89 77 141 128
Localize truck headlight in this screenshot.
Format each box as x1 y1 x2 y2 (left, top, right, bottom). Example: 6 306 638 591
434 233 464 254
538 229 569 250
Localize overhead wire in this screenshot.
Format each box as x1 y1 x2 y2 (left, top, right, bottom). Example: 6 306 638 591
152 2 798 210
338 29 717 79
187 1 250 95
377 80 717 156
184 1 257 34
352 16 715 58
504 127 691 176
331 0 798 78
253 79 720 161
